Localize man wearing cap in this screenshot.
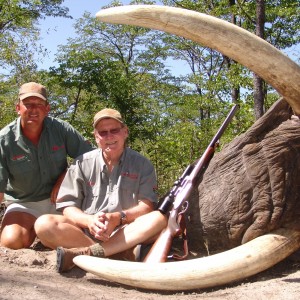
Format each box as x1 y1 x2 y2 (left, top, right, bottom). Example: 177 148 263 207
0 82 94 249
34 108 167 273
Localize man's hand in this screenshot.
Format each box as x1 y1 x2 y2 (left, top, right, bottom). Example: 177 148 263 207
62 207 120 242
50 171 66 203
88 212 109 241
89 211 121 242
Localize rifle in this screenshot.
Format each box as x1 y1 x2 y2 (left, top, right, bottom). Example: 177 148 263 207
144 104 238 263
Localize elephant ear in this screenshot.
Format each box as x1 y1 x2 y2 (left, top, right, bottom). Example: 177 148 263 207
96 5 300 115
243 99 292 138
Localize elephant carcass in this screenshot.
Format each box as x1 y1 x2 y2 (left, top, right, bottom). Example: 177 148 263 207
73 5 300 291
187 98 300 253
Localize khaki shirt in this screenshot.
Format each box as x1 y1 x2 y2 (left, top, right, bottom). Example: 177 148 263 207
0 117 94 202
56 148 157 214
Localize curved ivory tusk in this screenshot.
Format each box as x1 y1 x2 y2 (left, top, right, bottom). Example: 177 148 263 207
96 5 300 115
74 228 300 291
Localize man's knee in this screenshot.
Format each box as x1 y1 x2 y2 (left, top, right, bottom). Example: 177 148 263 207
1 232 23 249
0 225 34 249
34 214 56 234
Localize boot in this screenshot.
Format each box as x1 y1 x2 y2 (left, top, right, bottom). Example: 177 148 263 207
56 243 104 273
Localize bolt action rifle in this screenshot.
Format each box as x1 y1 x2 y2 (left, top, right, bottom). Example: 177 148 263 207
144 105 238 263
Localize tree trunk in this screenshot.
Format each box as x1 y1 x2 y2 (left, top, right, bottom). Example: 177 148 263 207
253 0 265 119
229 0 240 104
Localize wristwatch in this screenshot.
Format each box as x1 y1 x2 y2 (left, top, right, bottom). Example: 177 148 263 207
120 211 127 225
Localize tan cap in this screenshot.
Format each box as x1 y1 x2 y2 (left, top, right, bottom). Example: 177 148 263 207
19 82 47 101
93 108 124 128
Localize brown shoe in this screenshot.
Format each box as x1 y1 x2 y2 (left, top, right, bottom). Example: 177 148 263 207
56 246 92 273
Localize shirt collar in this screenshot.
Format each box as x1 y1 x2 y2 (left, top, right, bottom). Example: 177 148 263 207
15 117 49 142
99 148 127 172
15 117 22 141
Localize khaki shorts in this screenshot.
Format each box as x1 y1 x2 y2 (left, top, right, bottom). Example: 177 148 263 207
4 198 61 218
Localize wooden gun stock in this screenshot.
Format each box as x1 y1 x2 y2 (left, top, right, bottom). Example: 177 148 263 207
143 227 175 263
144 210 180 263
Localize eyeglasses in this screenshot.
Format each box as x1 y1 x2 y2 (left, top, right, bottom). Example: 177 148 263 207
97 127 124 137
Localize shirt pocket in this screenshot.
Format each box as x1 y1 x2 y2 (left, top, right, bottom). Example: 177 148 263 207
8 155 34 175
8 156 36 187
49 146 67 172
119 175 139 208
83 182 105 213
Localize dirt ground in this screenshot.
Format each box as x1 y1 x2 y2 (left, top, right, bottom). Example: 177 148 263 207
1 204 300 300
1 241 300 300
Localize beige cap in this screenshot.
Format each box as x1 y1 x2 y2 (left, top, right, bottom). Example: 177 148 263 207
19 82 47 101
93 108 124 128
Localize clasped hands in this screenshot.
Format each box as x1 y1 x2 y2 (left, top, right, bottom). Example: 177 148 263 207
88 211 119 242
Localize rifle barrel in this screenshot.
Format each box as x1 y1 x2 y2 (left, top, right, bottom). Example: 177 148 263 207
209 104 238 147
145 105 238 263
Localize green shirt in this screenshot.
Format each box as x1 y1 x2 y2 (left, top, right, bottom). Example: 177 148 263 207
56 148 158 214
0 117 94 203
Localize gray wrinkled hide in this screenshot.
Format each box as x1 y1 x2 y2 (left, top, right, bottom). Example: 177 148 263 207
186 99 300 254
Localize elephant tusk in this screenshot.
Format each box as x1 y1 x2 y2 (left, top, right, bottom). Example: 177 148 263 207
74 228 300 291
96 5 300 115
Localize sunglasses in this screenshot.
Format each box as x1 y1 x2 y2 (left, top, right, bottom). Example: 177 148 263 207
97 127 124 137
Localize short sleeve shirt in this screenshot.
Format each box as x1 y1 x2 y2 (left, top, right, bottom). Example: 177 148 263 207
0 117 94 202
56 148 158 214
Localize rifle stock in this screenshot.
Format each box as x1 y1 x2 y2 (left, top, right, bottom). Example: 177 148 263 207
143 226 175 263
144 209 180 263
144 105 238 263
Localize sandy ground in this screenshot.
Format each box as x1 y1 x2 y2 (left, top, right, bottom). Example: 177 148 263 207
1 241 300 300
1 203 300 300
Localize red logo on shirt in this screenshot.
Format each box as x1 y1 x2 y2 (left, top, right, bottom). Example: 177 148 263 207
121 172 138 180
12 154 26 161
52 145 65 151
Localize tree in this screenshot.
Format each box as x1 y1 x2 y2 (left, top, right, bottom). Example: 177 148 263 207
0 0 70 78
41 1 211 193
48 3 169 143
0 0 72 131
253 0 266 119
162 0 299 119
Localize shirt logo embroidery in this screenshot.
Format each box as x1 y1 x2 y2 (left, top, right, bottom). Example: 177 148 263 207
121 172 138 180
11 154 26 161
52 145 65 151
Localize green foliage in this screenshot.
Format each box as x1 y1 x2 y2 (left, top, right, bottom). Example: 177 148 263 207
0 78 18 129
0 0 71 75
46 6 170 147
0 0 298 196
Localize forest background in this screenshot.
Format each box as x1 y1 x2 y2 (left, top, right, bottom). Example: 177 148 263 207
0 0 299 196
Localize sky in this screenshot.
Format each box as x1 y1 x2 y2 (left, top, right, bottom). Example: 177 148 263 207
38 0 136 69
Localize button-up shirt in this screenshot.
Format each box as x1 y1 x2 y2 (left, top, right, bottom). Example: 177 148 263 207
56 147 157 214
0 117 94 202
